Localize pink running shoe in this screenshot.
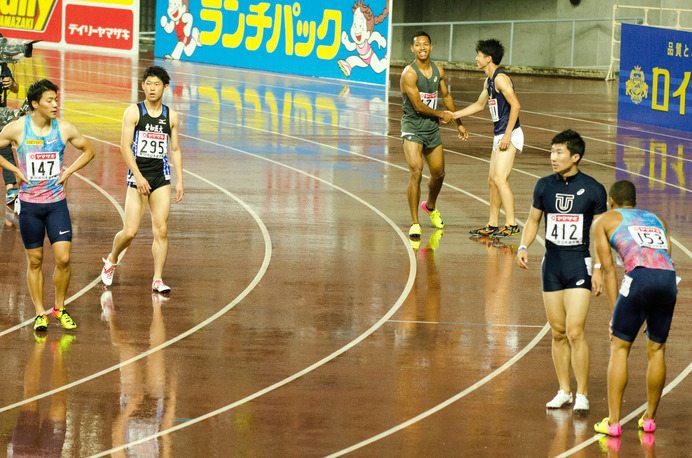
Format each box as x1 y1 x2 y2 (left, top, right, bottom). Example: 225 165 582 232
638 414 656 433
594 418 621 437
152 279 171 294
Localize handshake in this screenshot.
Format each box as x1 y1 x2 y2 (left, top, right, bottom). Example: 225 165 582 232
439 110 460 124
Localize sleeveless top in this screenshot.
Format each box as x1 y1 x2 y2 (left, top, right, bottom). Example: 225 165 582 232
401 61 440 134
127 102 171 185
609 208 675 273
487 68 521 135
16 115 66 203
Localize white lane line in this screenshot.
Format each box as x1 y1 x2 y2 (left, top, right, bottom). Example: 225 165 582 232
387 320 546 328
327 323 552 457
0 170 273 416
89 152 418 458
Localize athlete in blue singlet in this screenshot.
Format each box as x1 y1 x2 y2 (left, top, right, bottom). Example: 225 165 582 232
592 180 677 437
101 66 184 294
450 39 524 238
0 79 95 332
516 129 607 415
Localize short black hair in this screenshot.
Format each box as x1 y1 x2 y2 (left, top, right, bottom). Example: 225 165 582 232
411 31 432 45
551 129 585 163
476 39 504 65
26 79 59 110
141 66 170 86
609 180 636 207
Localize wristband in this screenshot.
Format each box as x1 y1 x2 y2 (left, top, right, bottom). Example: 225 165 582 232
518 245 527 252
593 263 601 270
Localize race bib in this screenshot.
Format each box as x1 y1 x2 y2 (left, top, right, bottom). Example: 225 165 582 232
26 152 60 181
628 225 668 250
488 98 499 122
546 213 584 246
420 91 438 110
137 132 168 159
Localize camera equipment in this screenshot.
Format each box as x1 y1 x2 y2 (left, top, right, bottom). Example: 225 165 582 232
0 37 39 64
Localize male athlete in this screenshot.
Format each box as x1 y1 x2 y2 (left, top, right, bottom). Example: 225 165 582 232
516 130 606 414
401 30 468 239
0 79 95 331
101 66 184 293
450 39 523 238
592 180 677 437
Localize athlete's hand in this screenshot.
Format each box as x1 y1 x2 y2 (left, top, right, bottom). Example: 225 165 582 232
609 320 613 341
14 171 29 185
516 250 529 269
591 268 603 295
457 124 469 140
440 111 453 124
499 132 511 150
174 182 184 203
136 175 151 196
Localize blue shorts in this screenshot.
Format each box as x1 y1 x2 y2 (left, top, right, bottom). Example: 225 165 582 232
612 267 677 344
541 250 592 292
17 199 72 249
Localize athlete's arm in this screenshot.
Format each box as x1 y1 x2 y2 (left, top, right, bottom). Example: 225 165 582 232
593 212 619 309
660 216 673 257
451 84 488 119
56 120 95 187
516 206 542 269
590 212 606 295
438 66 468 140
0 120 28 184
495 73 521 151
400 65 452 123
120 104 151 195
168 108 184 203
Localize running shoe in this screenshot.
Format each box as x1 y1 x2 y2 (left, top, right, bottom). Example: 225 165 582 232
573 394 590 414
152 279 171 294
493 224 521 238
638 414 656 433
100 290 114 322
409 223 421 238
34 314 48 332
421 201 444 229
5 188 18 206
546 390 573 409
101 255 116 286
594 418 621 437
469 225 499 236
52 307 77 330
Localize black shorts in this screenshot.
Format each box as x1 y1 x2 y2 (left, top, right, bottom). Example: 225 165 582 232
541 250 592 292
17 199 72 249
612 267 677 343
128 175 170 192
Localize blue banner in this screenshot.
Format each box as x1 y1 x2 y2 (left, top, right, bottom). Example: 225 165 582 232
618 23 692 132
155 0 391 85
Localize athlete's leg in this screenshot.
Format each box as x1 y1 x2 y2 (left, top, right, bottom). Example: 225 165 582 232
51 241 71 310
488 145 518 226
543 290 571 394
403 140 424 225
423 144 445 209
644 338 666 420
564 288 592 396
607 336 632 423
148 185 172 281
25 247 46 316
108 186 148 264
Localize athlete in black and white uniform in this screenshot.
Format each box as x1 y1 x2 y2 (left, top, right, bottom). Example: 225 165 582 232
517 130 607 414
101 66 184 294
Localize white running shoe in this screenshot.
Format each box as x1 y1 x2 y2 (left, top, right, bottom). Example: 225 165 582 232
546 390 573 409
573 393 590 414
101 255 116 286
152 279 171 294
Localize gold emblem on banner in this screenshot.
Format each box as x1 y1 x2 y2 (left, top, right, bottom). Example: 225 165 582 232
626 66 648 104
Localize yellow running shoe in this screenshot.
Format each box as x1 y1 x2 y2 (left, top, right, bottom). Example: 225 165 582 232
594 417 621 437
52 307 77 330
421 201 444 228
409 223 421 238
34 314 48 332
